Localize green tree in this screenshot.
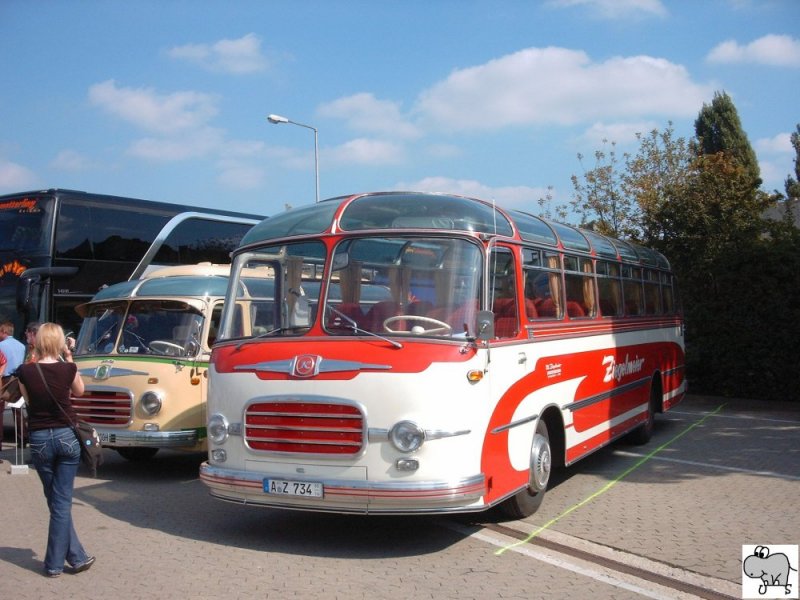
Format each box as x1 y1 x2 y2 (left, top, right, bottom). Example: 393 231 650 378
693 91 761 189
621 122 693 246
784 124 800 201
570 140 638 238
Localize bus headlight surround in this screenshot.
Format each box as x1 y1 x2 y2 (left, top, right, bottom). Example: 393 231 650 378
208 413 229 445
141 391 163 416
389 420 425 453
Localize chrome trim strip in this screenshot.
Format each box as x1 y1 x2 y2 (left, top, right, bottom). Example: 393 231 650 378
491 413 539 435
235 357 391 375
79 365 149 379
96 428 199 448
563 376 650 412
367 428 471 441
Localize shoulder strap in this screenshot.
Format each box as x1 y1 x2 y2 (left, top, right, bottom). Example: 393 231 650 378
35 362 77 428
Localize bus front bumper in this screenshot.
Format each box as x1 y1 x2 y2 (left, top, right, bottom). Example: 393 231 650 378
97 428 200 448
199 462 486 515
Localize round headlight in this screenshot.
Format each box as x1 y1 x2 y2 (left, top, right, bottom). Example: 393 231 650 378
208 413 229 445
141 391 163 416
389 420 425 453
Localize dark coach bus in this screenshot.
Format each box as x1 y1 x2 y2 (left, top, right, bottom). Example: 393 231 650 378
0 188 263 337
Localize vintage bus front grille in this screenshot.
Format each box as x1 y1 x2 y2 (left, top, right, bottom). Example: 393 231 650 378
72 390 133 426
245 401 364 455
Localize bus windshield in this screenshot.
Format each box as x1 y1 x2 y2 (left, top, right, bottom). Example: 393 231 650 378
76 300 204 358
219 236 483 341
0 195 54 253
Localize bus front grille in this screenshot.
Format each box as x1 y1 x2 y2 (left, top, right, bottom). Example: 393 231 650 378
72 391 133 426
244 401 364 455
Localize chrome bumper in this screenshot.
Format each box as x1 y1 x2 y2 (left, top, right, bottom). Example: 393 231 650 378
97 428 200 448
199 462 486 515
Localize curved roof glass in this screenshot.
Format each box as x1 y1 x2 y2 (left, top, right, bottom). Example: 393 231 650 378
339 193 514 236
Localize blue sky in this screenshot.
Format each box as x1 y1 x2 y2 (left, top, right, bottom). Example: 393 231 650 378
1 0 798 220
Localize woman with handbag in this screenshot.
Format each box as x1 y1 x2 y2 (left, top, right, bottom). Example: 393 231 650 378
16 323 95 578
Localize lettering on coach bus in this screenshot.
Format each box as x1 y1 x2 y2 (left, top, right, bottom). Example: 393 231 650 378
602 354 646 383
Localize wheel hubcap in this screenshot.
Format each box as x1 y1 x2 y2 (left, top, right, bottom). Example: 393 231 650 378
529 434 551 492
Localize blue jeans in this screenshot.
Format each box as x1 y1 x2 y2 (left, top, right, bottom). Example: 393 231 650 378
29 427 91 574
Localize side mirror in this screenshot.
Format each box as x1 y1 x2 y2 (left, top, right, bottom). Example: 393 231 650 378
476 310 494 341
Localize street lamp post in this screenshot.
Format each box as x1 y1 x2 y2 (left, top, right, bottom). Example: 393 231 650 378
267 113 320 203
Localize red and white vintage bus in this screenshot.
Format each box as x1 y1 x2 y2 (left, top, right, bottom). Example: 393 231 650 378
200 192 685 517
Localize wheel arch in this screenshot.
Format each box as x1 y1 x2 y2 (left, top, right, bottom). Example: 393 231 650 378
539 404 565 469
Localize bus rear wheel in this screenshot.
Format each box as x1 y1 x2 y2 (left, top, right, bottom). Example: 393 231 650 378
117 447 159 461
627 380 660 445
500 419 551 519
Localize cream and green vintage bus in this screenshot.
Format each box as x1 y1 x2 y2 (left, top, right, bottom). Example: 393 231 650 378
71 263 232 460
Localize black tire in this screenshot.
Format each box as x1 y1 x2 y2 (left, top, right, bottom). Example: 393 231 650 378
500 419 551 519
117 447 159 461
627 381 659 445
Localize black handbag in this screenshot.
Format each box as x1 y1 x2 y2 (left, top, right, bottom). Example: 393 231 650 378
35 363 103 477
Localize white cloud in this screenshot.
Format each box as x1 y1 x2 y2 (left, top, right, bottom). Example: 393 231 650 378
707 34 800 67
168 33 268 74
756 132 794 155
0 159 38 190
415 47 711 131
51 150 94 171
216 160 265 189
318 93 420 139
127 127 225 161
580 121 660 147
327 138 405 165
398 176 551 211
89 79 218 134
546 0 667 19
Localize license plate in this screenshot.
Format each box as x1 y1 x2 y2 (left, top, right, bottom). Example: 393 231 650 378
99 433 110 443
264 479 323 498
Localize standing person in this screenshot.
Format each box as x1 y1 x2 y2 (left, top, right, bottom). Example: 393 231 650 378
0 321 25 451
16 323 95 578
24 321 40 362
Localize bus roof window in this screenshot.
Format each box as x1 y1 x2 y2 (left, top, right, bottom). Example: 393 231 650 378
339 193 514 237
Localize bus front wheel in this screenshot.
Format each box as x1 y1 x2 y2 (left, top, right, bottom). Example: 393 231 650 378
500 419 551 519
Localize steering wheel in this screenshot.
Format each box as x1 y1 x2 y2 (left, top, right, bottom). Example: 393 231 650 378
149 340 186 356
383 315 452 335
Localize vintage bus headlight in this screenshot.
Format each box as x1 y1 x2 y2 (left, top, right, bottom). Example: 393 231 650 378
141 391 163 416
208 413 229 445
389 421 425 453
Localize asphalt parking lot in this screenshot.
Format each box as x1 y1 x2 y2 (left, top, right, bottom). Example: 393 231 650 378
1 394 798 599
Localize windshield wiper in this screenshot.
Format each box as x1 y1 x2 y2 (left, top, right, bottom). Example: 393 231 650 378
327 305 402 349
235 325 308 350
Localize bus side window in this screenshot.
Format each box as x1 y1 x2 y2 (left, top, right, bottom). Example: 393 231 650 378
523 249 563 320
490 248 518 338
563 255 596 318
597 261 622 317
622 266 644 316
643 270 661 315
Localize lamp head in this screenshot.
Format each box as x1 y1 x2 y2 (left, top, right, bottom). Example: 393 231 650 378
267 114 289 124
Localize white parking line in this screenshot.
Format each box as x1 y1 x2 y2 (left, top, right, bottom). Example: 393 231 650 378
443 521 697 600
613 450 800 481
667 410 799 425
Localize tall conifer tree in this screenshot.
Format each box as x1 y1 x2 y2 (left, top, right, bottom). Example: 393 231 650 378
694 91 761 188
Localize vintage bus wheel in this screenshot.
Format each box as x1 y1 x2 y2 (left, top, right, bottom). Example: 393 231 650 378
117 447 159 461
627 379 660 445
500 419 551 519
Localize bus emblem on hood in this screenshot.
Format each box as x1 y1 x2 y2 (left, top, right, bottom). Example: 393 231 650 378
292 355 319 378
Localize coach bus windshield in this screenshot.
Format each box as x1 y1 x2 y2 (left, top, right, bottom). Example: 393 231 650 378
0 195 54 254
76 300 204 358
219 236 483 341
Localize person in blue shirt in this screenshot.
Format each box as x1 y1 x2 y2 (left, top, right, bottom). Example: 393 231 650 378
1 321 28 450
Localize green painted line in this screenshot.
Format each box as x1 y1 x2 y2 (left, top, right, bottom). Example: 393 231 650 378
495 403 727 556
